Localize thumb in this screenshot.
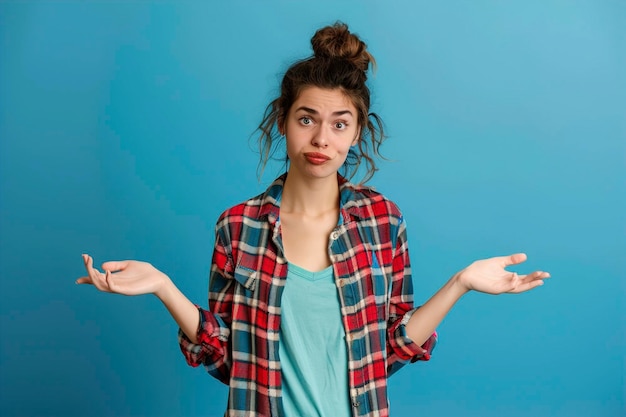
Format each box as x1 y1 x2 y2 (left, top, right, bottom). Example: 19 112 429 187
101 260 130 272
503 253 527 267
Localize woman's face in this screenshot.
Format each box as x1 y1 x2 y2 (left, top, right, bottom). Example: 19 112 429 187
282 86 360 181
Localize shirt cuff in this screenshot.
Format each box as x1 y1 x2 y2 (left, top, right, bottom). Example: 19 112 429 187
394 307 438 362
178 307 228 367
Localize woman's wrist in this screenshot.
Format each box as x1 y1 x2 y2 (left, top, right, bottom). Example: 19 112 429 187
449 270 471 297
154 273 175 302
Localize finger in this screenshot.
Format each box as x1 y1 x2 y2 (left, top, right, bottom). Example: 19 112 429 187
104 270 119 292
85 254 95 273
76 276 92 285
82 253 94 271
102 260 129 272
104 269 118 292
510 270 550 293
509 279 544 294
519 271 551 281
503 253 527 267
78 255 95 285
85 255 111 292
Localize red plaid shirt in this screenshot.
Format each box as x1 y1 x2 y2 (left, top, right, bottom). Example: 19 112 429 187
179 174 437 417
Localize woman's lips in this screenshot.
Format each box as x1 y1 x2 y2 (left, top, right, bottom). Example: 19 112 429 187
304 152 331 165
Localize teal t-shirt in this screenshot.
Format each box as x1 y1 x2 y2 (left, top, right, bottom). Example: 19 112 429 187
279 263 352 417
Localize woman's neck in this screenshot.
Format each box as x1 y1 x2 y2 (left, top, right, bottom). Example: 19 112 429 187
281 170 340 216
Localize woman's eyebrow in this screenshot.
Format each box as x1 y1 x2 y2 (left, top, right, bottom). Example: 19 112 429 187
294 106 353 117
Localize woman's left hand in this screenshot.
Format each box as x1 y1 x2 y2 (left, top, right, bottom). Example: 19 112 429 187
456 253 550 295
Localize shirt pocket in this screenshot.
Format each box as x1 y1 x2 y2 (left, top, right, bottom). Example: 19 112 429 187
233 264 258 296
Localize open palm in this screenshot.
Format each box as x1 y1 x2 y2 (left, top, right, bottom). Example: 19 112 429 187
459 253 550 295
76 254 168 296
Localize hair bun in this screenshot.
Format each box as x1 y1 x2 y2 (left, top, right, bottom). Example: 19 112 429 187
311 22 374 72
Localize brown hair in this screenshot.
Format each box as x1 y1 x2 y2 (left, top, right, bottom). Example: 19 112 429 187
257 22 386 183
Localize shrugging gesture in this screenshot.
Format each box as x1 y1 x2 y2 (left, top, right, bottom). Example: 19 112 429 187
74 21 552 417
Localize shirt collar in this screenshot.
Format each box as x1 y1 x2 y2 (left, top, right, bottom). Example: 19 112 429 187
257 173 369 223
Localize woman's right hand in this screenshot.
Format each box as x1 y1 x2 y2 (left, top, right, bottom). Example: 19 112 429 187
76 254 170 296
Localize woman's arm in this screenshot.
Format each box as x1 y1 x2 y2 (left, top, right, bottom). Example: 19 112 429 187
405 253 550 346
77 254 201 343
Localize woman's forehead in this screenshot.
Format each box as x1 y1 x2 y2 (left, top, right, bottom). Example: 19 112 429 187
291 86 356 114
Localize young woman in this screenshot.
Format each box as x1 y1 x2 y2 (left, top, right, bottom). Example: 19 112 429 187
77 23 549 417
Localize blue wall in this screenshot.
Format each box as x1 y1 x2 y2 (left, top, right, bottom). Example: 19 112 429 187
1 2 624 416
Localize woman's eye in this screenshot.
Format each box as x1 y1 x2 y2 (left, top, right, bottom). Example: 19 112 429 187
300 116 312 125
335 122 346 129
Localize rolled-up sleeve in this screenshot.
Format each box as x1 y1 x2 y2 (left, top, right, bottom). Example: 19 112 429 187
386 218 437 375
388 308 437 361
178 307 230 365
178 232 234 384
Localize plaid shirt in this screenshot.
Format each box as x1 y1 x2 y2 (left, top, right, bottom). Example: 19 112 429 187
179 174 437 417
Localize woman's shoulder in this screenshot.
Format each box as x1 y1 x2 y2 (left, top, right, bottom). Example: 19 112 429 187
341 181 403 220
215 191 272 225
215 175 287 226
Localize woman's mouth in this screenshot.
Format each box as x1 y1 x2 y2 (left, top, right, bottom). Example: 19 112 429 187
304 152 331 165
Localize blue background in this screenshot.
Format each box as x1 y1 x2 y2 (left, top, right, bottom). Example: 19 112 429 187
1 1 624 416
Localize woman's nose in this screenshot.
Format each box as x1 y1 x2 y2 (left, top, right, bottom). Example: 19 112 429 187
311 126 329 148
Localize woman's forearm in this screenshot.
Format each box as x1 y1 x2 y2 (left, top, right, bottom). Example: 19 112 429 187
156 278 201 344
406 253 549 346
405 273 468 346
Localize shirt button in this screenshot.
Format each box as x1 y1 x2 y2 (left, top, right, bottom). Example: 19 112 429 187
330 231 340 240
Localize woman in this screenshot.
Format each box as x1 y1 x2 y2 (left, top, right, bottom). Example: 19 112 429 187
77 22 549 417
